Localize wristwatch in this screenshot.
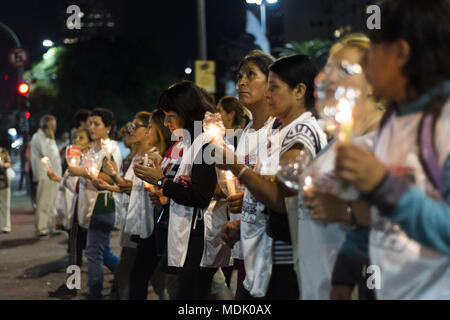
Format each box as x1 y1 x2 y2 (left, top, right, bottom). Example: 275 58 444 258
157 177 167 188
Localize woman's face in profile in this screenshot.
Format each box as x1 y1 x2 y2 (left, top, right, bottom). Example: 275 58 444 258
236 62 268 110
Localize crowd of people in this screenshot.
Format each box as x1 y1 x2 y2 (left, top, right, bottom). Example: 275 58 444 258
2 0 449 300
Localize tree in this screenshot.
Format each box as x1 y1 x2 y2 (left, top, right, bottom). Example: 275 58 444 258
24 37 176 137
273 39 332 69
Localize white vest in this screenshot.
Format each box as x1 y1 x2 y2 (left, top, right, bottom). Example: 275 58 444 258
242 112 326 297
77 141 122 229
295 132 375 300
370 102 450 299
125 154 155 239
231 117 275 260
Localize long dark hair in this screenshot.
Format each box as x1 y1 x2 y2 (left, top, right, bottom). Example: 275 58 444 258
218 96 250 128
269 54 318 110
157 81 215 142
151 109 173 156
369 0 450 99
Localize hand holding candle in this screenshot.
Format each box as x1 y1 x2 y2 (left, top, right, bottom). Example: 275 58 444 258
203 112 226 145
225 170 236 195
41 157 51 172
101 139 113 160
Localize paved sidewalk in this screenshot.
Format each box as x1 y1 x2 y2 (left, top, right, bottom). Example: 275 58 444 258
0 174 121 300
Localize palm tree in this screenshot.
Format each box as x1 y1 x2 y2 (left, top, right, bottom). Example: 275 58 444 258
273 39 332 68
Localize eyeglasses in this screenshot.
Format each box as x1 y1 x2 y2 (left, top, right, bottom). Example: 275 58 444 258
127 123 147 131
323 60 363 78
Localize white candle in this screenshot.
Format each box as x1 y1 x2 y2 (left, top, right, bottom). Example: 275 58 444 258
41 157 50 172
101 139 113 160
143 153 149 166
335 97 353 143
88 166 99 179
225 170 236 195
303 176 313 192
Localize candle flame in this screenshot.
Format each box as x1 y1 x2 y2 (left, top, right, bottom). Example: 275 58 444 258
335 97 352 124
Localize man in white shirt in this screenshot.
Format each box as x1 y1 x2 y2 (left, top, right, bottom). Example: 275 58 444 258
31 114 62 237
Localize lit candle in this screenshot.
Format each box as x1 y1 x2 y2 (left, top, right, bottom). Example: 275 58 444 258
143 181 154 191
143 153 149 166
335 97 353 143
225 170 236 195
206 124 221 143
88 166 99 179
41 157 50 172
303 176 313 192
101 139 113 160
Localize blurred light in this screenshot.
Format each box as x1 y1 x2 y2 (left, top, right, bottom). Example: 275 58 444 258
4 75 8 81
184 67 192 75
267 0 278 3
43 47 57 60
25 112 30 119
334 30 341 38
11 138 23 149
43 40 54 47
18 83 30 96
8 128 17 137
246 0 257 3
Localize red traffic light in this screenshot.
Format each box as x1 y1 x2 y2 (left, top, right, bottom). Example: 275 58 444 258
18 82 30 96
25 112 30 119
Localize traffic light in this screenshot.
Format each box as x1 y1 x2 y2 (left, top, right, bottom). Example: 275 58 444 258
17 82 29 96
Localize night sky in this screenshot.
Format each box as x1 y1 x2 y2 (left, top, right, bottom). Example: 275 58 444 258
0 0 248 80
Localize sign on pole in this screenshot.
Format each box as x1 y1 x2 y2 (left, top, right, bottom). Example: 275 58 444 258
195 60 216 93
8 46 29 68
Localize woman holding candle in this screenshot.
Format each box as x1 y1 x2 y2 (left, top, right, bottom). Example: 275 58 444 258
133 81 218 300
218 55 327 299
332 0 450 299
127 109 174 300
68 107 122 300
220 50 276 299
299 34 384 300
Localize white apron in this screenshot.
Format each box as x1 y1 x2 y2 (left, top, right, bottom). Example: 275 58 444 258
231 117 275 260
370 104 450 300
55 175 78 230
201 198 231 267
77 141 122 229
125 155 155 239
167 137 207 267
242 112 325 297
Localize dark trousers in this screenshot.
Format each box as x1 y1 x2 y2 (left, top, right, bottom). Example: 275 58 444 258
239 264 299 300
129 233 161 300
174 218 217 300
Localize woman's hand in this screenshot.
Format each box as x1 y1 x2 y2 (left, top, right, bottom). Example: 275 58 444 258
335 144 387 194
226 192 244 213
146 152 163 167
118 179 133 195
149 189 169 206
133 164 165 185
47 171 61 182
68 166 88 178
303 187 348 223
103 158 118 177
92 178 112 191
221 220 241 248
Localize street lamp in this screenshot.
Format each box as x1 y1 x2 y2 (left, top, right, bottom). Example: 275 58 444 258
245 0 278 35
42 39 53 47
